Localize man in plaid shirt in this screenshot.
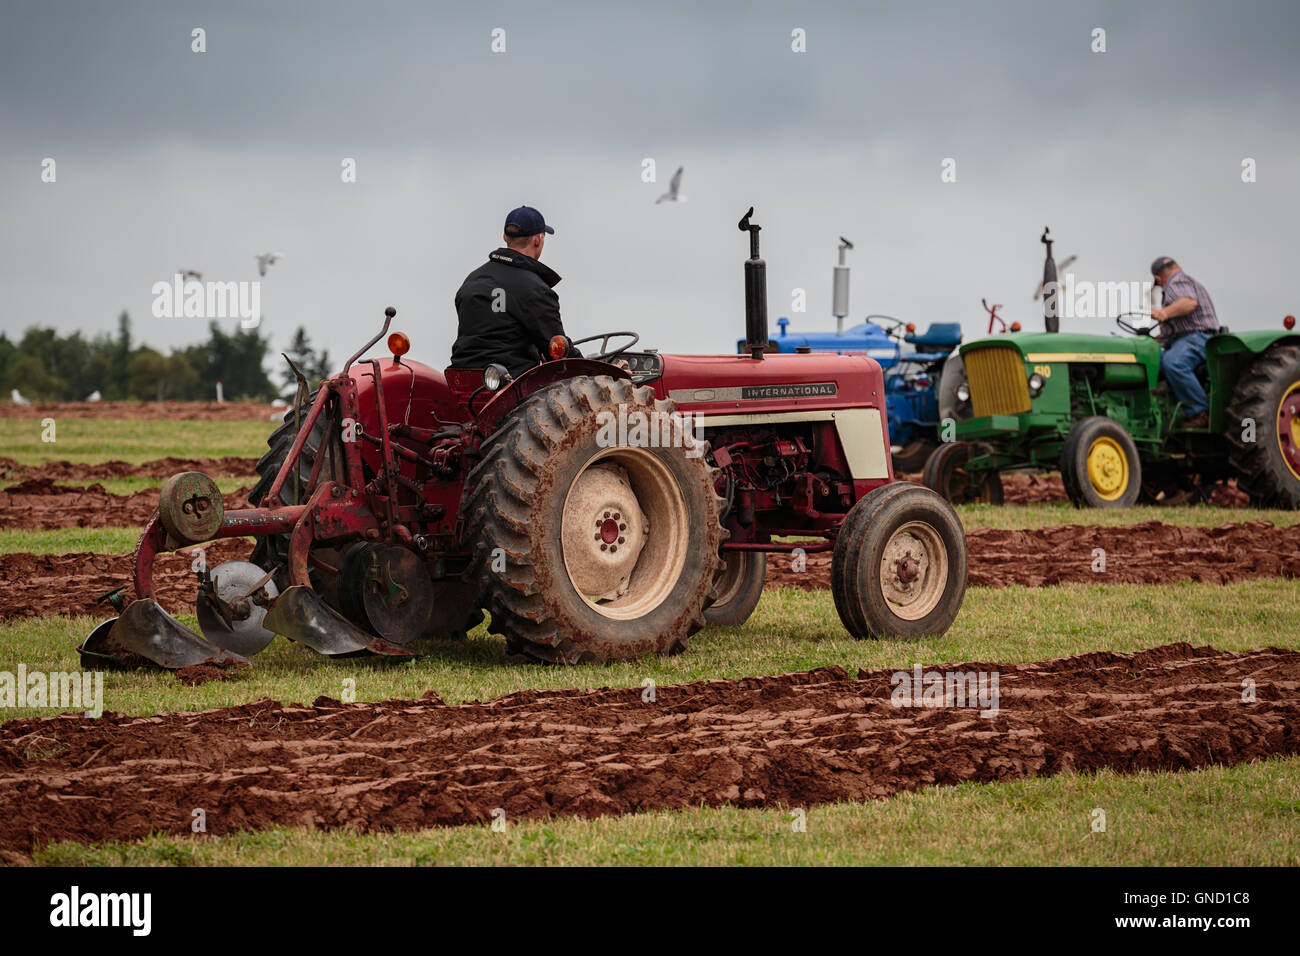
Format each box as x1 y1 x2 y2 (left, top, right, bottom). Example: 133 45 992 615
1150 256 1219 427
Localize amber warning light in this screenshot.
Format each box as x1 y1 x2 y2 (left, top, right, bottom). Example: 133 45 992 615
1285 315 1296 330
388 332 410 358
548 335 569 360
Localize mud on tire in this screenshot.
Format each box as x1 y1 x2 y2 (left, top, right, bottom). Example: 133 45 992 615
1225 343 1300 509
461 375 727 663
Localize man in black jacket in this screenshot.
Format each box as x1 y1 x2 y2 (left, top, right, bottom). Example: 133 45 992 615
450 206 566 376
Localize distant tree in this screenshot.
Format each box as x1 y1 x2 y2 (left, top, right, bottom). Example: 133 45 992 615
280 326 333 400
127 348 169 401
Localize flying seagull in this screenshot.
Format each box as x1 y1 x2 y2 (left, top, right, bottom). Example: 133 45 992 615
655 166 686 204
256 253 282 277
1033 254 1077 300
180 269 202 281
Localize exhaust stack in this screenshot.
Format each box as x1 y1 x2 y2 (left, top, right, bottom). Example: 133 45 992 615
832 236 853 335
739 207 768 359
1041 227 1059 334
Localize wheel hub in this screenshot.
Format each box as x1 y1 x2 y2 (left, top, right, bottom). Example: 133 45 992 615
562 464 648 602
879 521 948 621
1086 437 1128 499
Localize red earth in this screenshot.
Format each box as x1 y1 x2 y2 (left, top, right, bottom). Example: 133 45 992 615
767 519 1300 590
0 642 1292 859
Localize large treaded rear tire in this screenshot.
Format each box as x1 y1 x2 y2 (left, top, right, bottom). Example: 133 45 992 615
461 375 726 663
1225 343 1300 509
247 402 339 577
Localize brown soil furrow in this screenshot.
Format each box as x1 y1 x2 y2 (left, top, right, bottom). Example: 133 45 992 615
0 456 258 483
764 520 1300 590
0 538 252 619
0 644 1293 856
0 481 252 530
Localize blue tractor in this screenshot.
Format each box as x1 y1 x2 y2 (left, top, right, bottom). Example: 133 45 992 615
738 238 963 472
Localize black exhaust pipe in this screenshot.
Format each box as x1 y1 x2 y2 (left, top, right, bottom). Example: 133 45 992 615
739 207 767 359
1041 227 1059 334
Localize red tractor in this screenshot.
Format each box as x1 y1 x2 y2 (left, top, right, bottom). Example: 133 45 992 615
81 209 968 667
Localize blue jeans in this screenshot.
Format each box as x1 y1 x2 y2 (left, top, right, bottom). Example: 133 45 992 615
1161 331 1211 416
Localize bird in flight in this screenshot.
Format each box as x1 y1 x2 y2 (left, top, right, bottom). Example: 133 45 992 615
256 253 282 277
655 166 686 204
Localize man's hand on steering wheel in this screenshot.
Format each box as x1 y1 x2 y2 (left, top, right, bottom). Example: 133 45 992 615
1115 312 1160 337
567 331 640 361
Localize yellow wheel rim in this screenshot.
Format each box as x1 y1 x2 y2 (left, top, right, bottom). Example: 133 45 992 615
1086 436 1129 500
1278 383 1300 482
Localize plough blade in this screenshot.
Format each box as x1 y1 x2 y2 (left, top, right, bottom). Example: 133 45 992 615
78 600 249 670
263 585 414 658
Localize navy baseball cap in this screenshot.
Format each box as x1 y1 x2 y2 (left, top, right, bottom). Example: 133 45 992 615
504 206 554 238
1150 256 1176 275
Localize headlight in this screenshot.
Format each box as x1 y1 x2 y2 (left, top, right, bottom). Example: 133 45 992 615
483 364 511 391
1027 372 1045 396
956 383 970 403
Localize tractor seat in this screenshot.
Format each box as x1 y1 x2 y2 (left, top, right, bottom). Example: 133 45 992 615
905 322 963 351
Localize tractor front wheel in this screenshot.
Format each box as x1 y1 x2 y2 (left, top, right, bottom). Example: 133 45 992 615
462 375 726 663
831 483 968 640
1226 343 1300 509
1060 416 1142 508
922 441 1003 504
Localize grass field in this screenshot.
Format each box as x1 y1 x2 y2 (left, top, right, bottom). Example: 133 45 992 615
3 410 1297 866
34 757 1299 866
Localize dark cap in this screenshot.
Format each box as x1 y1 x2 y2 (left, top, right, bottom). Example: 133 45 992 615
1150 256 1176 275
504 206 554 238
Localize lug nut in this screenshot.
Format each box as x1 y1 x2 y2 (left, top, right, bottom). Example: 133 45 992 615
600 543 608 551
617 537 625 544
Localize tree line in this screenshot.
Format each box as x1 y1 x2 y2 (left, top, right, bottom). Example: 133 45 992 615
0 312 332 402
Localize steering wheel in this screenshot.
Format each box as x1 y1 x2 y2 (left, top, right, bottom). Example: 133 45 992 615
569 331 640 361
1116 312 1160 337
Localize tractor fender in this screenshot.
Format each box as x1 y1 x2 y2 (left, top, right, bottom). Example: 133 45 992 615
475 358 631 436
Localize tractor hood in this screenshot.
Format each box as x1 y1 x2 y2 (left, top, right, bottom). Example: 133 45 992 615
653 351 887 417
960 332 1162 388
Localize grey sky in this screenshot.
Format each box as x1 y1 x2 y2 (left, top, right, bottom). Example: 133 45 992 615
2 0 1297 375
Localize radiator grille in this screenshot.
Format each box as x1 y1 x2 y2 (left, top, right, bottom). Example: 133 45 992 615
964 346 1031 417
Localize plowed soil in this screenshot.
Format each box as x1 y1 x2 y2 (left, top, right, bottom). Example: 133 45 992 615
3 522 1296 622
0 456 257 482
2 401 278 421
0 479 252 530
0 643 1293 858
900 472 1250 506
0 538 252 620
765 520 1300 591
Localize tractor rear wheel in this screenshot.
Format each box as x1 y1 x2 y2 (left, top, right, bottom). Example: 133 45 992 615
462 375 726 663
831 483 967 640
248 402 343 581
922 441 1003 504
1225 343 1300 509
702 551 766 627
1060 416 1142 508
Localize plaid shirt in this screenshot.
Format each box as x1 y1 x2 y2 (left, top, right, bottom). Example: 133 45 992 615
1161 269 1218 340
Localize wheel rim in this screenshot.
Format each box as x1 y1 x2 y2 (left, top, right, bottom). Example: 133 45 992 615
709 552 748 608
878 520 949 621
1277 383 1300 482
1085 436 1128 500
560 448 688 620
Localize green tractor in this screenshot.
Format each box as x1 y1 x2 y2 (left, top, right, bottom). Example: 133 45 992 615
923 313 1300 508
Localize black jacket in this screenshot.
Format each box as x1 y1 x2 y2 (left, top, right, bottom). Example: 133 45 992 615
450 248 564 376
